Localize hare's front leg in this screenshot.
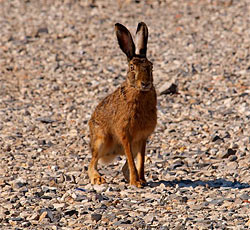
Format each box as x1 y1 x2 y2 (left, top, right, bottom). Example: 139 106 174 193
121 137 142 188
136 140 147 185
122 140 147 185
88 139 106 185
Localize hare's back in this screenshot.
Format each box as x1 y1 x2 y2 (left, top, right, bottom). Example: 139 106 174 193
89 88 122 128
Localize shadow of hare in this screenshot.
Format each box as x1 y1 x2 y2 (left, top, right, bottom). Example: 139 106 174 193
148 179 250 189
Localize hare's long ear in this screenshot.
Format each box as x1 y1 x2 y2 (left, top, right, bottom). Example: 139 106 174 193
135 22 148 57
115 23 135 60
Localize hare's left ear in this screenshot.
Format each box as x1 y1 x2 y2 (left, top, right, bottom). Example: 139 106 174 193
115 23 135 60
135 22 148 57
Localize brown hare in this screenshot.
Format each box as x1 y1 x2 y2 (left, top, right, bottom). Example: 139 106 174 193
88 22 157 188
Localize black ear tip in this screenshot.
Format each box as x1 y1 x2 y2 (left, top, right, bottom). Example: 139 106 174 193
115 23 120 30
138 22 146 26
115 23 126 29
115 23 129 34
136 22 148 33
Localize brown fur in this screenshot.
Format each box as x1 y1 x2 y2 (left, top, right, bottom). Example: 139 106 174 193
88 22 157 187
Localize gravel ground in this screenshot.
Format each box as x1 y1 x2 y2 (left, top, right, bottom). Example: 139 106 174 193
0 0 250 229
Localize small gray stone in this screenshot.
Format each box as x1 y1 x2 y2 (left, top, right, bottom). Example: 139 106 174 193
239 193 250 200
91 213 102 222
36 117 56 124
144 213 156 223
219 148 237 159
228 155 237 161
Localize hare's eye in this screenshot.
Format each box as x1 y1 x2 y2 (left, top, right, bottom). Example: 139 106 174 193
130 64 134 71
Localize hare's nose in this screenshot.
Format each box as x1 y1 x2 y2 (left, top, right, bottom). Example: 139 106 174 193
141 81 150 88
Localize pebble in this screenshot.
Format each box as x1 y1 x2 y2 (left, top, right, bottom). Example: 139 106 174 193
228 155 237 161
144 213 156 223
38 211 48 223
239 193 250 201
91 213 102 222
219 148 237 159
53 203 65 209
93 185 107 193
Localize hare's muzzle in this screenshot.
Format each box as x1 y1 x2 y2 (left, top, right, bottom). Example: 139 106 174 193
140 81 152 91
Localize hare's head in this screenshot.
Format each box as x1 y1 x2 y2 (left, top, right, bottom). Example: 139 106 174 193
115 22 153 91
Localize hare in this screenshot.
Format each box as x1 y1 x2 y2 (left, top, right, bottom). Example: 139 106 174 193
88 22 157 188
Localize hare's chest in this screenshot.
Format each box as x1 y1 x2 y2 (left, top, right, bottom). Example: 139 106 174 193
132 128 153 142
130 114 156 142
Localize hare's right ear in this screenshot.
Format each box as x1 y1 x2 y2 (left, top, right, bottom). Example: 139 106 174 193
115 23 135 60
135 22 148 57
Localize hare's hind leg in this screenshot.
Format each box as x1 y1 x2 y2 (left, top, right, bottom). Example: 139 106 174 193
88 138 106 185
122 161 129 182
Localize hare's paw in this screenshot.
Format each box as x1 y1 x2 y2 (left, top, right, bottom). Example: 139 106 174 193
129 180 145 188
139 179 147 186
91 175 106 185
